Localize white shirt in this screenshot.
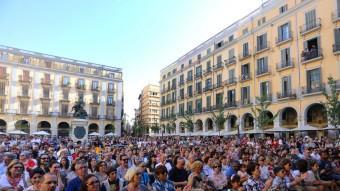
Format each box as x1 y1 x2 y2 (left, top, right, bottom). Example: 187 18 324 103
155 162 172 172
0 174 26 189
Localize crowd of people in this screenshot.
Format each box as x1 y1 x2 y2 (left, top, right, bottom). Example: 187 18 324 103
0 134 339 191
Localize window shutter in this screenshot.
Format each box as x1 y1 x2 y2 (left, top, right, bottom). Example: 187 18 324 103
287 76 292 92
278 25 282 40
334 29 340 45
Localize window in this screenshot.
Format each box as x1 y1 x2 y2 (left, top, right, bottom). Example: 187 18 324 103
108 83 114 92
181 64 184 70
206 61 211 71
92 93 99 104
260 81 270 98
187 70 193 80
278 23 291 42
179 103 185 115
196 66 202 76
20 101 29 114
334 28 340 52
61 104 68 115
243 42 249 57
206 96 211 108
0 67 6 75
23 70 30 81
216 41 224 49
242 28 248 35
281 76 291 96
205 78 212 88
207 48 211 55
195 99 202 112
0 99 5 112
187 101 193 113
42 103 50 115
78 92 84 102
302 37 320 61
307 68 321 91
241 64 250 80
91 106 98 117
216 93 223 107
180 89 184 99
281 48 291 66
228 49 235 59
172 91 176 101
228 35 234 42
77 79 85 88
227 89 236 104
45 61 52 68
92 81 99 90
172 78 176 89
43 88 50 98
172 69 177 74
305 9 316 30
62 90 69 100
180 74 184 84
196 82 202 93
217 74 222 86
22 85 29 96
279 4 288 14
189 59 192 65
257 57 268 75
187 85 193 97
216 55 222 65
62 76 70 86
0 82 5 95
257 33 268 51
197 54 201 60
107 96 114 105
241 86 250 104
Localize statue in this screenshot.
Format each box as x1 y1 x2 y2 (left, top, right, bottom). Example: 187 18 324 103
72 101 88 119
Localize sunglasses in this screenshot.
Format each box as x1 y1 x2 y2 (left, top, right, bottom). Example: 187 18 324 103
87 180 99 186
41 157 49 160
213 166 221 168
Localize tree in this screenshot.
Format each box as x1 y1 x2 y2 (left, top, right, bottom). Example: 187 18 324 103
167 114 177 134
211 109 230 135
322 76 340 128
151 123 160 133
251 95 278 130
183 111 194 133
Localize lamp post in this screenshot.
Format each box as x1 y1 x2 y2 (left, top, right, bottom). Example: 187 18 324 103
236 118 240 139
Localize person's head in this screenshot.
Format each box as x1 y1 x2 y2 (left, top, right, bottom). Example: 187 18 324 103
124 167 142 184
29 168 45 186
257 156 265 166
191 161 203 173
120 155 129 167
39 173 58 191
246 162 260 178
280 158 292 171
81 174 100 191
296 159 308 173
231 160 240 171
39 154 50 166
19 151 29 161
273 166 285 178
60 157 70 169
321 150 329 160
154 165 168 182
175 157 186 169
310 160 319 172
7 160 24 178
48 161 60 174
3 152 16 166
96 161 107 173
88 158 97 169
106 167 117 181
230 174 241 189
212 161 222 173
75 159 88 178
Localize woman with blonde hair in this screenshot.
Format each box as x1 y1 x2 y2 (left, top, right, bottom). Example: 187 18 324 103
185 160 210 191
0 160 28 190
121 167 148 191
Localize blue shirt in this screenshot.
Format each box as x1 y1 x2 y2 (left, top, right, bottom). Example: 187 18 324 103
152 179 176 191
225 166 236 179
66 177 82 191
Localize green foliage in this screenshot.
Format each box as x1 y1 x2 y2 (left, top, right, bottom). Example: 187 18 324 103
211 109 230 131
183 111 194 132
151 123 160 133
168 114 177 134
251 95 278 129
322 76 340 128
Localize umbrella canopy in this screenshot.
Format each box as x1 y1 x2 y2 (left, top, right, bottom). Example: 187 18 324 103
104 132 116 136
0 132 7 135
32 131 50 136
8 130 28 135
88 132 100 136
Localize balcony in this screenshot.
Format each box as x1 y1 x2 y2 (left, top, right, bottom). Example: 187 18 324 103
239 73 251 82
238 51 251 61
213 83 223 89
276 32 293 46
195 73 202 79
0 73 8 80
224 101 238 109
60 98 70 103
185 93 193 99
332 9 340 22
301 84 325 95
333 43 340 54
40 94 52 101
41 78 52 86
18 92 30 99
202 106 213 113
258 94 272 102
240 99 252 107
61 81 71 88
91 86 100 92
203 68 212 76
186 76 193 83
90 99 100 105
277 89 297 100
213 62 224 71
213 104 224 111
89 115 99 120
276 60 294 71
256 67 271 77
171 85 176 90
76 84 86 90
194 90 202 95
106 115 115 120
107 88 115 94
59 112 73 118
178 81 185 86
203 85 213 92
224 56 237 67
107 101 116 106
300 18 321 35
194 108 202 114
255 42 270 54
224 77 237 86
301 49 323 64
177 95 184 101
19 75 32 84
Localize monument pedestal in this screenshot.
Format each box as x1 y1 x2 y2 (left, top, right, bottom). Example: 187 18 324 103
71 119 88 142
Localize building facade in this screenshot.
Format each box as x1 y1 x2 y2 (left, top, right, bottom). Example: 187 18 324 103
160 0 340 137
138 84 160 135
0 45 123 136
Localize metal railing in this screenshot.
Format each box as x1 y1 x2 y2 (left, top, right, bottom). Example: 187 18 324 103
300 18 321 34
239 72 251 82
276 59 294 70
256 66 270 76
203 67 212 75
224 101 238 108
255 42 270 52
301 49 322 62
301 84 325 94
238 51 251 61
276 32 293 44
213 62 224 70
224 77 237 85
225 56 237 66
203 85 213 92
277 89 297 99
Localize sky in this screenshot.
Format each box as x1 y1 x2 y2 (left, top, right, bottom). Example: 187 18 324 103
0 0 263 121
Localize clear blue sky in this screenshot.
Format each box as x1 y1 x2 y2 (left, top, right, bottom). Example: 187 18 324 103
0 0 262 120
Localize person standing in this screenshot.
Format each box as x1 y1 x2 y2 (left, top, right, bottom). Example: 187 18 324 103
66 160 88 191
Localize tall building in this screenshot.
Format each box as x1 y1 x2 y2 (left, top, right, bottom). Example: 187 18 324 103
160 0 340 137
0 45 123 136
138 84 160 135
